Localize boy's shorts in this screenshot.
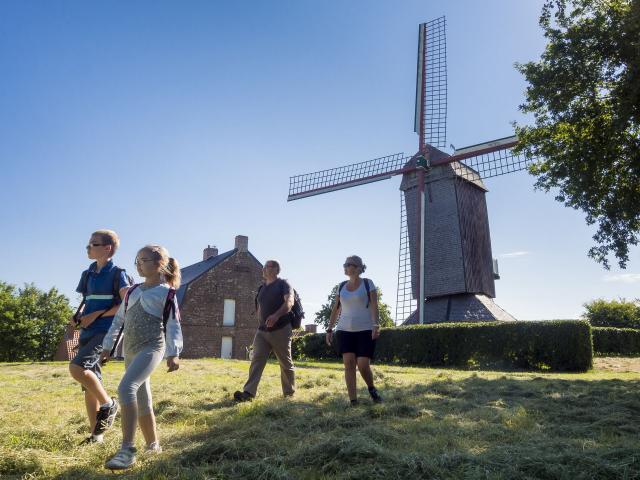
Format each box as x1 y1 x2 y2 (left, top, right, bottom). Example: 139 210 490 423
70 331 105 390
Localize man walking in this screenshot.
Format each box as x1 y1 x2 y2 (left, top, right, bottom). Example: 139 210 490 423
234 259 295 401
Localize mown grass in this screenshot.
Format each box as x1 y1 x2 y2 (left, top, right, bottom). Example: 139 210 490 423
1 359 640 479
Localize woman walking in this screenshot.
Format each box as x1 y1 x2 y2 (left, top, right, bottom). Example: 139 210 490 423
326 255 382 405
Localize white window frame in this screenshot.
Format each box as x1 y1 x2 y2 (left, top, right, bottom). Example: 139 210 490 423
223 299 236 326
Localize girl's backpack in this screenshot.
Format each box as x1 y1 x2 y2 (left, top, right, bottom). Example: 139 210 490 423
109 284 180 356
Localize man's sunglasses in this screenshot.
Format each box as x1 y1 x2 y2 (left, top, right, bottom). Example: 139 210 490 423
86 243 108 249
343 263 358 268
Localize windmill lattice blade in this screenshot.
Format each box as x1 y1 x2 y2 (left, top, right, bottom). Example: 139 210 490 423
395 191 416 325
453 147 532 180
288 153 409 201
415 17 447 150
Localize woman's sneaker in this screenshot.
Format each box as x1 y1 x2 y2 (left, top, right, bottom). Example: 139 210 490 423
368 386 383 403
144 442 162 455
94 398 119 435
105 446 137 470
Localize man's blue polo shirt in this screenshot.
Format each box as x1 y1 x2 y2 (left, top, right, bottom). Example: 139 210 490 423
76 260 130 340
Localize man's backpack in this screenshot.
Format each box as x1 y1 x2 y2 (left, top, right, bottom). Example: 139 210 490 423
255 280 305 330
337 278 372 308
109 284 180 356
73 265 134 326
287 289 305 329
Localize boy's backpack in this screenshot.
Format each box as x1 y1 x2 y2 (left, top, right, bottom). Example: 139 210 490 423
109 284 180 356
337 278 372 308
255 280 305 330
73 266 134 326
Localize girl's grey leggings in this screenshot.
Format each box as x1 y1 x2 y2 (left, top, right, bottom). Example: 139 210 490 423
118 343 165 416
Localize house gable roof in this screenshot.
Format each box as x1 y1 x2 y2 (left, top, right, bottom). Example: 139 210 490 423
177 249 236 304
176 249 263 305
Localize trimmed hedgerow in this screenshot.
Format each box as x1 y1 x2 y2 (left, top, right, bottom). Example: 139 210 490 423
292 320 593 372
592 326 640 356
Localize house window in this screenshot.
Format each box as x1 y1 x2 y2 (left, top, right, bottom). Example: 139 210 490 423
221 336 233 359
223 299 236 326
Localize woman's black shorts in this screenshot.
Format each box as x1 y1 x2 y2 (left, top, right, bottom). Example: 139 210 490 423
335 330 376 359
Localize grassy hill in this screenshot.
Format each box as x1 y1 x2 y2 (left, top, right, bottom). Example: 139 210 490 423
1 359 639 479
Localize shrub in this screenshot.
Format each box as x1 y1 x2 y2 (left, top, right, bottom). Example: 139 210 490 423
582 298 640 329
0 281 72 361
292 320 593 372
592 326 640 356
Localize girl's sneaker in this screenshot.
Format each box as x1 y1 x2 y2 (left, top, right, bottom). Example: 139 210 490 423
105 446 137 470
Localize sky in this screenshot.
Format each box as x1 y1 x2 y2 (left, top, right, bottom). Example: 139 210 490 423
1 0 638 324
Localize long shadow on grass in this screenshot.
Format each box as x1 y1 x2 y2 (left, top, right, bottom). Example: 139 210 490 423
52 375 640 480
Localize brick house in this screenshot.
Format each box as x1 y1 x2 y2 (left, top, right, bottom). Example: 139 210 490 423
177 235 263 359
54 234 264 361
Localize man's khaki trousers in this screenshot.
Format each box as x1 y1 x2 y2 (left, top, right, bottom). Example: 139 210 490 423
243 323 295 396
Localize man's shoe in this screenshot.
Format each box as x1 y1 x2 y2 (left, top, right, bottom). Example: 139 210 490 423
233 390 254 402
94 398 119 435
368 386 383 403
79 435 103 446
105 446 137 470
144 442 162 454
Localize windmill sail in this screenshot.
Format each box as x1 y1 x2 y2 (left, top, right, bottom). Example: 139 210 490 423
415 17 447 150
432 136 533 181
287 152 410 201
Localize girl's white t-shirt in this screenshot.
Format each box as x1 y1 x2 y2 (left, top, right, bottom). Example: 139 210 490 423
336 278 376 332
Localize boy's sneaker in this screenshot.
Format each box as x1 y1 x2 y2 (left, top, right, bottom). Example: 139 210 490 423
105 446 137 470
368 387 383 403
233 390 254 402
94 398 119 435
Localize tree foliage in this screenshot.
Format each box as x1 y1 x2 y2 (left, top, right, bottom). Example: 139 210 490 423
515 0 640 268
0 281 73 361
582 297 640 328
314 283 394 329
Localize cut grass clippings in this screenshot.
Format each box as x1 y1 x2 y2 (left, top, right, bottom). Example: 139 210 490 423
1 359 639 479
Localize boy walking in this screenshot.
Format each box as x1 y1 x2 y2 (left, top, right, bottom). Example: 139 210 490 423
69 230 131 444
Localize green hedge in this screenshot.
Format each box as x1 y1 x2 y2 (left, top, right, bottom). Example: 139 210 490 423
592 326 640 356
293 320 593 372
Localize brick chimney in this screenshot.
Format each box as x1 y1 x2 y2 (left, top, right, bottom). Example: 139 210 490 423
235 235 248 252
203 245 218 261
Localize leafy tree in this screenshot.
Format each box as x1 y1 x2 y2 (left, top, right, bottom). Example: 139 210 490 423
0 281 73 361
515 0 640 268
582 297 640 328
314 284 395 329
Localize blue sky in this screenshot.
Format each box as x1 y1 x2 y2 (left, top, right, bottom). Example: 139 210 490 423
1 0 638 322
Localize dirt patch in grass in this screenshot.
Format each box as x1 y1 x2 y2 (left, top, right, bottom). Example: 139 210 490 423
594 356 640 372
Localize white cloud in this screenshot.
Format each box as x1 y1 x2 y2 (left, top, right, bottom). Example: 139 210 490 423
499 251 532 259
603 273 640 284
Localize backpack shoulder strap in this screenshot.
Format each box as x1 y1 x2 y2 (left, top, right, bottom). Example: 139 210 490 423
255 284 264 311
363 278 371 308
124 284 140 313
110 283 139 357
162 288 178 334
336 281 348 308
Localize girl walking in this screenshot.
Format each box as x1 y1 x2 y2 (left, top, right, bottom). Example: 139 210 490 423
100 245 183 470
326 255 383 405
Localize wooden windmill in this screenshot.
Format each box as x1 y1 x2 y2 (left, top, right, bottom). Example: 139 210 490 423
287 17 531 325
